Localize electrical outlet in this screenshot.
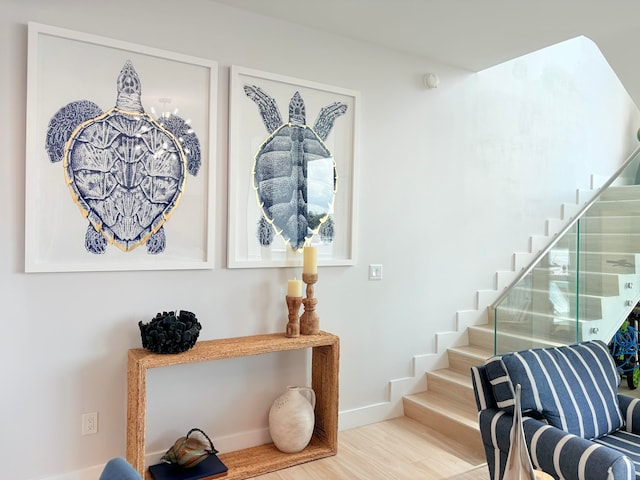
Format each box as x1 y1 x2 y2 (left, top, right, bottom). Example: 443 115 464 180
82 412 98 435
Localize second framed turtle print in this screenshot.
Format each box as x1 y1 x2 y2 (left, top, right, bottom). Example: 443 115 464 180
228 66 359 268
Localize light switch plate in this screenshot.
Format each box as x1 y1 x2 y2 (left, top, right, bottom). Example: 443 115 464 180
369 264 383 280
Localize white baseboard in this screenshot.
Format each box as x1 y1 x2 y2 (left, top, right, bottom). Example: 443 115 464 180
38 465 102 480
337 401 403 431
40 402 408 480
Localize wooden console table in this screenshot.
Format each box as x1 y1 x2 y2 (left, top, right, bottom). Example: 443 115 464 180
126 331 340 479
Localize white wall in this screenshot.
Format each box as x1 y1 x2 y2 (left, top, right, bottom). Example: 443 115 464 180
1 1 638 479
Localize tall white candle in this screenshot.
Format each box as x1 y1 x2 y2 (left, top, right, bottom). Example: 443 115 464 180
303 246 317 274
287 279 302 297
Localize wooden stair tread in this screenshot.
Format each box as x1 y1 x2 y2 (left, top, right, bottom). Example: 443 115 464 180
448 345 493 361
467 324 493 337
469 324 493 332
404 391 479 427
428 367 473 388
494 330 567 348
470 323 573 351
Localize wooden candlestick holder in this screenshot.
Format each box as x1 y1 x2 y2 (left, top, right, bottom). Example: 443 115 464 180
285 295 303 338
300 273 320 335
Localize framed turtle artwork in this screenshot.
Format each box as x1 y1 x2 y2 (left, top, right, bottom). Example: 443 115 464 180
24 22 217 272
228 66 359 268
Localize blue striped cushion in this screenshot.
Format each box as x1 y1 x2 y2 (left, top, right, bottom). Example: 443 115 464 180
484 356 516 410
486 341 623 440
470 365 497 411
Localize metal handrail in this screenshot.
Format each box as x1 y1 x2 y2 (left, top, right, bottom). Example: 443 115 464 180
490 145 640 310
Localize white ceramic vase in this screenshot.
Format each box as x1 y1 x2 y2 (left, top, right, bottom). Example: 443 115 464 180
268 386 316 453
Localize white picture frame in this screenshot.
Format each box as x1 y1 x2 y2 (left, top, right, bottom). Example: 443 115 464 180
228 65 358 269
25 22 217 272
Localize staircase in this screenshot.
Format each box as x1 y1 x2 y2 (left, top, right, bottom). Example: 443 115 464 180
402 323 494 457
401 316 592 456
401 149 640 457
493 183 640 353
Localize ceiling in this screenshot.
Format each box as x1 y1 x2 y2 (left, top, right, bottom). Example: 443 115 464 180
213 0 640 104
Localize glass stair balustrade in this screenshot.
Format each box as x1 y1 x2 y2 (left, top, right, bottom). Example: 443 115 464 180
493 147 640 354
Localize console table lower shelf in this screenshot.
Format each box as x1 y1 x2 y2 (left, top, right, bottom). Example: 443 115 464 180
126 331 340 480
215 436 333 479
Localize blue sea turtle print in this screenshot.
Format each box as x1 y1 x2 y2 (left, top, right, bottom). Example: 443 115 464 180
244 85 347 251
45 60 200 254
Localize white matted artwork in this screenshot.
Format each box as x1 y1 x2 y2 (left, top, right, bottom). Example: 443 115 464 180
25 22 217 272
228 66 358 268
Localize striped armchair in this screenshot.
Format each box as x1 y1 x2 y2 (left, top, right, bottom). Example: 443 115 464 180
471 340 640 479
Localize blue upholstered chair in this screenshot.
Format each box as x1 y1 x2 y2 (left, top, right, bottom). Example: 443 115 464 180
471 340 640 480
99 457 142 480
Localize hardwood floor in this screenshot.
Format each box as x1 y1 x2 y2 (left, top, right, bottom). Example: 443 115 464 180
249 380 639 479
253 416 487 479
250 349 640 479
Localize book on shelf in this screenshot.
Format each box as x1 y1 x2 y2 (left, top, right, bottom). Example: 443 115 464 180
148 455 228 480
